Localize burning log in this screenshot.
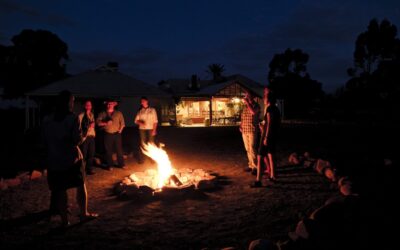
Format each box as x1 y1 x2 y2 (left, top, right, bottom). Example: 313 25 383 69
115 142 220 199
168 174 183 186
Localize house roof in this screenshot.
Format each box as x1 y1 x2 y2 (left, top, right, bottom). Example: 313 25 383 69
160 78 213 95
28 67 168 98
161 74 265 98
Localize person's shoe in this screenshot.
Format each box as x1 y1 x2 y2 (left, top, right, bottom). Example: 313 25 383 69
250 181 262 188
79 213 99 223
117 164 127 169
244 167 252 172
104 166 113 171
86 169 96 175
251 168 257 175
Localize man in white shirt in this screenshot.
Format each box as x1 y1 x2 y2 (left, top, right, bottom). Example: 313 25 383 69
134 96 158 163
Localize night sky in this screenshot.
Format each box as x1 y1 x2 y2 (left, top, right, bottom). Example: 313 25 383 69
1 0 399 92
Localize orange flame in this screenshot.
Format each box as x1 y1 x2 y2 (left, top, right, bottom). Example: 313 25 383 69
141 143 173 189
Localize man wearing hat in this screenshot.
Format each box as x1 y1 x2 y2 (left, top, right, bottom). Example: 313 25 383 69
97 99 125 170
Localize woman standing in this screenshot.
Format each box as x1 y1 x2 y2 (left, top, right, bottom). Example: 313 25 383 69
78 100 96 175
251 88 281 187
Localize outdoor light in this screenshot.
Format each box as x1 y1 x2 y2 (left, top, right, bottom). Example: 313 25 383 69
232 97 241 103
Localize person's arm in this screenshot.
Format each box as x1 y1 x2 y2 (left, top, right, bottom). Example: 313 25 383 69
97 112 107 127
245 100 260 115
118 112 125 133
72 115 83 146
77 113 83 130
263 112 271 145
134 111 144 126
151 109 158 136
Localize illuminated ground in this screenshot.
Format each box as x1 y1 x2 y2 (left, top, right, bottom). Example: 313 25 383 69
0 125 386 249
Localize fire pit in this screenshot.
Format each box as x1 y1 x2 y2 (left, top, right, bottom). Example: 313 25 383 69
114 143 218 198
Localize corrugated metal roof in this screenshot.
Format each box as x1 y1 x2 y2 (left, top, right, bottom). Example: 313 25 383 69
28 69 168 97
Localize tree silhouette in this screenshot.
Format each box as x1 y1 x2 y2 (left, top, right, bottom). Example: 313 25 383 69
206 63 225 82
268 48 309 79
350 19 399 76
341 19 400 121
268 48 323 118
0 29 69 96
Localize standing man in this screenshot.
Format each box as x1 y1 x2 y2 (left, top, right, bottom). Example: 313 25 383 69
97 99 125 170
43 90 98 228
78 100 96 175
240 91 261 175
135 96 158 164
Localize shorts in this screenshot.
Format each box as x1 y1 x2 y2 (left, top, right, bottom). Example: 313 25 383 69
47 160 85 191
257 138 277 156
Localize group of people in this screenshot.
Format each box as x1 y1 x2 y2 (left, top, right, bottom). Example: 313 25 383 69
79 96 158 173
41 86 277 227
42 91 158 228
239 87 281 187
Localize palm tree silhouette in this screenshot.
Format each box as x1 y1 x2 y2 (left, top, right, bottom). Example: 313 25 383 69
206 63 225 81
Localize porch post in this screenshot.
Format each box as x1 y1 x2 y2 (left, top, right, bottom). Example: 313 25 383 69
209 97 213 126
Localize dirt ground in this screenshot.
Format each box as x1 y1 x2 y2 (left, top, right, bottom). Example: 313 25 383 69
0 125 392 249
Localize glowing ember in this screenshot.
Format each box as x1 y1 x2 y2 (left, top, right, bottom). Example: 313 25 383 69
141 143 173 189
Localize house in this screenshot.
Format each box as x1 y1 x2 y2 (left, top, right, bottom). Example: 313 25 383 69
26 63 173 129
159 74 267 126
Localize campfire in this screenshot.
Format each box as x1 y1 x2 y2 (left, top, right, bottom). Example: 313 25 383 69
115 143 217 197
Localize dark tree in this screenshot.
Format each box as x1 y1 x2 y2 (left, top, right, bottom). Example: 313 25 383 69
206 63 225 82
0 29 69 96
268 48 324 118
268 48 309 79
341 19 400 121
351 19 399 76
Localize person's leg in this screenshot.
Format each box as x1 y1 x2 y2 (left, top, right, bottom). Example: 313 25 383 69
250 154 263 187
268 153 276 179
54 189 69 226
76 184 88 216
49 191 58 215
148 130 155 144
138 129 146 163
81 140 89 171
264 155 271 177
256 155 263 182
249 132 258 169
76 184 98 220
104 133 114 168
242 133 252 169
87 137 95 173
115 133 125 167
